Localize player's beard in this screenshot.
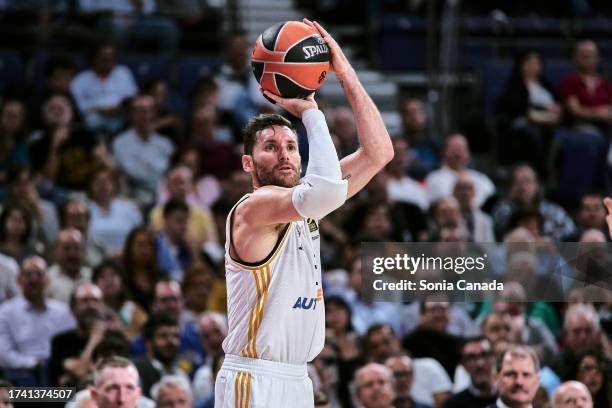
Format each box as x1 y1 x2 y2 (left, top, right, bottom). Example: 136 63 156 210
254 159 300 188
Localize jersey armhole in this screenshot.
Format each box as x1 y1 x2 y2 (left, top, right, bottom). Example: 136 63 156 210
228 198 291 268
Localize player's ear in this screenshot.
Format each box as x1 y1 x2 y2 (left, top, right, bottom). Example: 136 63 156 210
242 155 253 172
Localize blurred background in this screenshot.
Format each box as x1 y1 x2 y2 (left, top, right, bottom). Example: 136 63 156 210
0 1 611 408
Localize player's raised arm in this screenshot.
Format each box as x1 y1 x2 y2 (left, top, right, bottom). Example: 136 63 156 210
235 93 348 228
305 19 394 199
604 197 612 238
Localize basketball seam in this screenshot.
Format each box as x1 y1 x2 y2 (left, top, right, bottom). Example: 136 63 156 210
273 22 288 52
273 72 316 91
252 59 328 64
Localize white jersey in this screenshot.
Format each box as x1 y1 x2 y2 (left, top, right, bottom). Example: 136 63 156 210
222 194 325 364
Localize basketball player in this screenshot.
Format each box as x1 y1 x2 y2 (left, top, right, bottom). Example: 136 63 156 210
215 19 394 408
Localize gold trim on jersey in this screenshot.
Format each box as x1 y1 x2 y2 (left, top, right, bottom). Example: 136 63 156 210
228 223 294 270
241 264 272 358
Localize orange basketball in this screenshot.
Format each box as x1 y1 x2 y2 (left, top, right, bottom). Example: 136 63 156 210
251 21 330 99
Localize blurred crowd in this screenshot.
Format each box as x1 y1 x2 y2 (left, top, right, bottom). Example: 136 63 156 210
0 2 611 408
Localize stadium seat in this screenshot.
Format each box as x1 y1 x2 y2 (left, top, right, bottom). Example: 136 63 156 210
555 129 609 207
481 61 511 116
543 61 574 87
0 51 25 93
120 54 171 86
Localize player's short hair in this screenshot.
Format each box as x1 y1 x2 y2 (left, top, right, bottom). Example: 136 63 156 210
495 344 540 373
243 114 296 155
93 356 137 386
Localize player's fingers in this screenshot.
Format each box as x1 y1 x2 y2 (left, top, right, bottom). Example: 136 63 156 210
263 90 282 105
306 92 316 103
604 197 612 214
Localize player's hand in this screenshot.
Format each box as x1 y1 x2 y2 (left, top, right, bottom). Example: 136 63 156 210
303 18 354 80
263 90 318 118
604 197 612 237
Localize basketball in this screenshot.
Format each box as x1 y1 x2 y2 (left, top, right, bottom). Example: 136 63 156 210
251 21 330 99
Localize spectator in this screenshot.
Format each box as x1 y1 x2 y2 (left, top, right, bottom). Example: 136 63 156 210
88 166 142 255
168 147 222 210
323 296 363 406
551 381 593 408
133 315 191 397
92 260 147 341
0 204 38 263
425 134 495 207
150 165 218 247
453 172 495 243
150 375 194 408
131 278 206 367
384 137 428 211
364 324 402 364
488 283 559 366
402 299 462 379
488 345 541 408
112 94 174 205
496 49 561 174
481 312 514 354
397 98 439 180
214 31 271 128
492 164 576 241
565 193 610 241
192 312 228 404
0 252 19 303
0 99 29 184
189 104 241 180
28 94 111 191
36 55 80 121
560 40 612 134
90 356 142 408
329 107 358 158
354 363 396 408
155 200 194 281
385 355 432 408
47 228 92 303
123 226 160 311
0 256 75 385
550 304 603 380
48 282 106 386
4 166 60 246
181 264 215 320
430 197 467 239
145 79 183 145
60 198 106 267
327 257 401 336
573 350 611 408
70 42 137 135
441 337 497 408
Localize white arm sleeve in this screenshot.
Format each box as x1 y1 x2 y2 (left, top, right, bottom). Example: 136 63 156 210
291 109 347 220
302 108 342 179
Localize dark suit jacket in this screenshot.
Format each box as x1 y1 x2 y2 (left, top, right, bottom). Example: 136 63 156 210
132 357 162 398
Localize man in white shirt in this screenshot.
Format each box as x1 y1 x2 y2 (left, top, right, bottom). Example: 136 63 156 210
354 363 396 408
112 94 174 205
71 42 138 135
385 137 428 211
485 345 540 408
0 256 76 385
0 252 19 303
47 228 93 304
426 134 495 207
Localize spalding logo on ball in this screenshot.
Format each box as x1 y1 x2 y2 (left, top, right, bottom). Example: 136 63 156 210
252 21 330 100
